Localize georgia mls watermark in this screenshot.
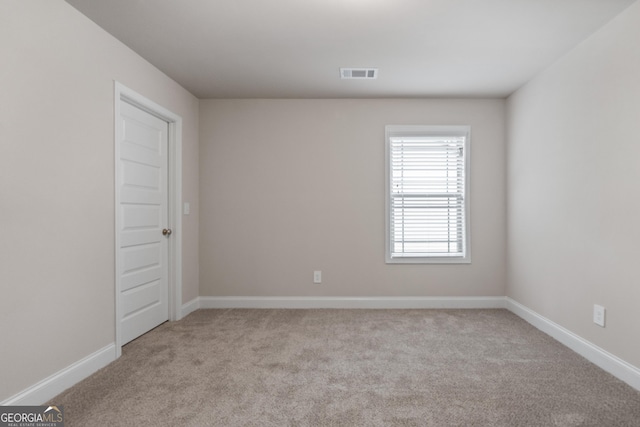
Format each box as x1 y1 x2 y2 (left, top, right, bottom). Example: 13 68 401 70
0 406 63 427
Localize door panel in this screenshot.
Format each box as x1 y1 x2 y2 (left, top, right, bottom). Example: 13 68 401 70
122 280 162 318
122 205 161 229
121 266 162 292
118 101 169 345
121 243 161 274
122 161 161 189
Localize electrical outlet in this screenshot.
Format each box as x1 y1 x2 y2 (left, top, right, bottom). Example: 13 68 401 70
593 304 605 327
313 271 322 284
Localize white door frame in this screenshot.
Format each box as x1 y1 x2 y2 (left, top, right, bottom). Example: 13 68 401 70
114 81 183 358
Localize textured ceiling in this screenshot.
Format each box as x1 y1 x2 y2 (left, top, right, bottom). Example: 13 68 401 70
65 0 636 98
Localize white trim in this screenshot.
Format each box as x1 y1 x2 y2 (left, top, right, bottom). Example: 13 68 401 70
181 297 200 318
0 344 116 406
198 296 506 309
506 297 640 391
114 82 183 358
168 117 183 323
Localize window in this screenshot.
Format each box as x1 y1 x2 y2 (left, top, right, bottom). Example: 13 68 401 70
385 125 470 263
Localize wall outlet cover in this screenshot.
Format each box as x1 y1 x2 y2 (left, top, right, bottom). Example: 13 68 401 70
593 304 606 327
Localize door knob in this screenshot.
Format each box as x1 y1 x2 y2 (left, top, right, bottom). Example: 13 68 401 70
162 228 172 236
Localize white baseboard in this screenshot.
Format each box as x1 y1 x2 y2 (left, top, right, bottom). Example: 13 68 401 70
1 344 116 406
181 297 200 318
6 297 636 406
506 297 640 391
198 296 507 309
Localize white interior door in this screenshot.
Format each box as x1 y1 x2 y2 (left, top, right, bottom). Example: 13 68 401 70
117 101 170 345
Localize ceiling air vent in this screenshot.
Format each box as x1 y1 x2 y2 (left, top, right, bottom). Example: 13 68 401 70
340 68 378 79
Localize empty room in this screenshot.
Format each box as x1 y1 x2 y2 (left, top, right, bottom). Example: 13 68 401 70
1 0 640 425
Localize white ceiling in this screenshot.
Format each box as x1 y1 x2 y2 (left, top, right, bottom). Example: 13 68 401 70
65 0 636 99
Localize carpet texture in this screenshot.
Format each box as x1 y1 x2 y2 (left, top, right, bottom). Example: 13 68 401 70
50 309 640 426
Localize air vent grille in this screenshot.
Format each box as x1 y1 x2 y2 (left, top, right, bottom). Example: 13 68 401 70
340 68 378 79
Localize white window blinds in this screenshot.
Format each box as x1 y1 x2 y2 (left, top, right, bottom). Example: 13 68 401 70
385 126 470 263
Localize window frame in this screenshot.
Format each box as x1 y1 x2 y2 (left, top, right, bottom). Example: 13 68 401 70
385 125 471 264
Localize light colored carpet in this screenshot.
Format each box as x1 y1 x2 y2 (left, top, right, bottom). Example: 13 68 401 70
51 309 640 426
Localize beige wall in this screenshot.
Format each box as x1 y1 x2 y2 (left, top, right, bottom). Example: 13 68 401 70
507 2 640 367
199 99 506 297
9 0 636 404
0 0 199 400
